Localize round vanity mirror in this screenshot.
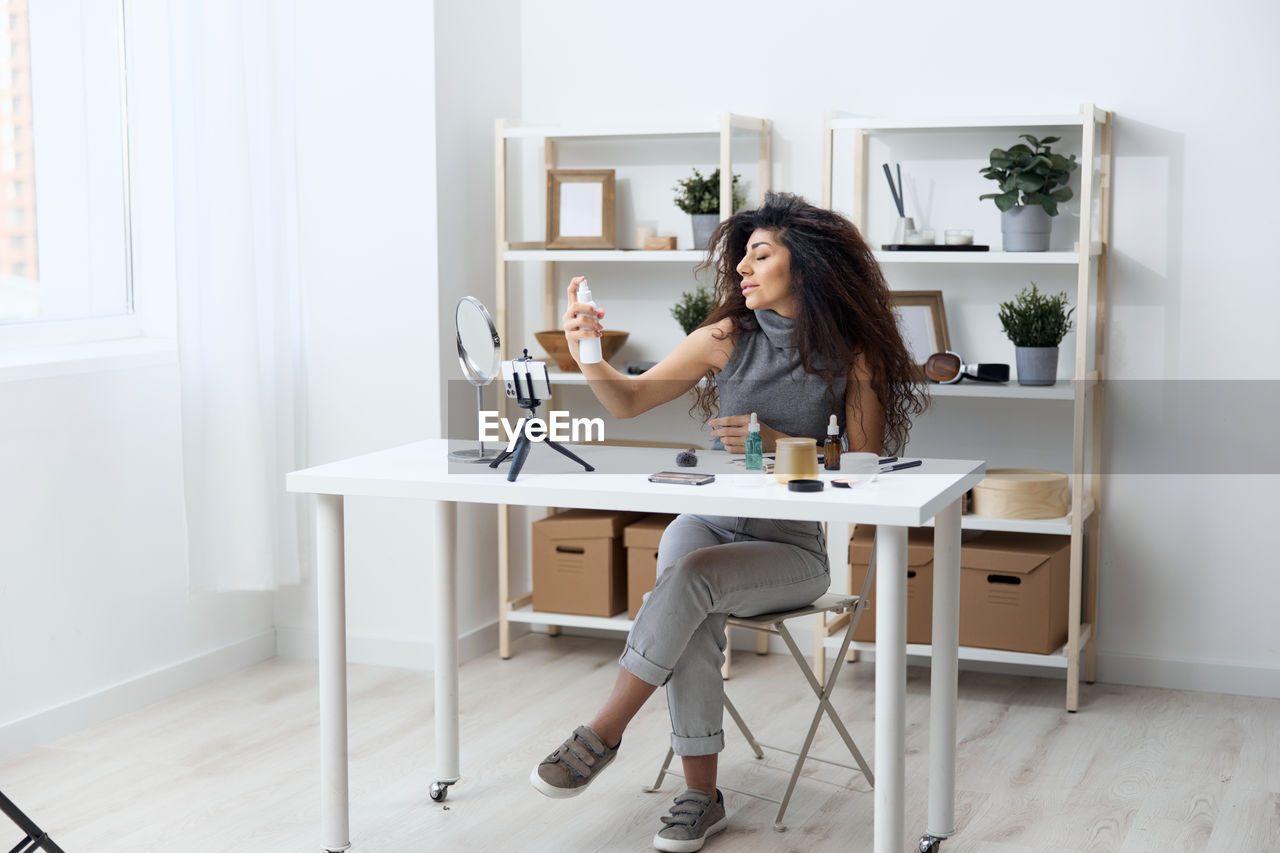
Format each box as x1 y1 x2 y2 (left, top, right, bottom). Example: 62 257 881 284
450 296 502 462
456 296 500 386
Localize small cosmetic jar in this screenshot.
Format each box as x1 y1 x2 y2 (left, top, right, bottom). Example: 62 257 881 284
839 452 879 485
774 437 820 484
945 229 974 246
787 479 824 492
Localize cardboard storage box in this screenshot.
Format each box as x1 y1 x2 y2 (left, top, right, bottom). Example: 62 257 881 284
532 509 647 617
848 525 937 645
959 531 1070 654
624 514 677 618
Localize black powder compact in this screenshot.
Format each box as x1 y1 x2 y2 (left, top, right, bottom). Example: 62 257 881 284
787 479 824 492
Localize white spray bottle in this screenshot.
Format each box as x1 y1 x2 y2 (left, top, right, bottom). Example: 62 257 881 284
576 278 602 365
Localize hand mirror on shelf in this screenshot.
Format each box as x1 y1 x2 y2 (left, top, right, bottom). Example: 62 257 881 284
450 296 502 462
924 351 1010 384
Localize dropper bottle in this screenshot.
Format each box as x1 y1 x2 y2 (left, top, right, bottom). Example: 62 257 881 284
824 414 842 471
745 413 763 470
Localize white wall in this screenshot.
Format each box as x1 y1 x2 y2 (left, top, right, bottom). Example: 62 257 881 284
0 4 277 761
11 0 1272 763
487 0 1280 695
434 1 525 650
271 0 444 665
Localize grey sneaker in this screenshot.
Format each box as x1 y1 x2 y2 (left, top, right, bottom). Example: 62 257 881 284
653 788 727 852
529 725 618 798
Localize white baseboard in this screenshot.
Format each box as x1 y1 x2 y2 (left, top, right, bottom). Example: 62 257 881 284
275 620 501 670
786 644 1280 699
1095 651 1280 699
0 630 277 762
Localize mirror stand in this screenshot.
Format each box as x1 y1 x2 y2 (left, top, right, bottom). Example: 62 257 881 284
449 385 500 463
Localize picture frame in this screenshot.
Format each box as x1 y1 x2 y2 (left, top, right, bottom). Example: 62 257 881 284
890 290 950 372
547 169 616 249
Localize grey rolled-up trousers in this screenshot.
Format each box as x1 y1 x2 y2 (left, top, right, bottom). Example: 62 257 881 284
618 513 830 756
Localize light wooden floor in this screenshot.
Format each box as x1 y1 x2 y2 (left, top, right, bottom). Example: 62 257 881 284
2 634 1278 852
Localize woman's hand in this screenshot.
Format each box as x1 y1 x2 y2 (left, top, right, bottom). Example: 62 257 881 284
710 415 787 454
562 276 605 367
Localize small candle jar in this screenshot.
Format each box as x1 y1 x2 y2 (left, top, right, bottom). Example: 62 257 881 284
774 437 820 484
945 229 974 246
906 228 935 245
839 452 879 485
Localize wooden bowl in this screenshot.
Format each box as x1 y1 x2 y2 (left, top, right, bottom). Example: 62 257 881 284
534 330 629 372
972 468 1069 519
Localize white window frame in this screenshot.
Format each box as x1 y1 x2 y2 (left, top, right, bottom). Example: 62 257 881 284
0 0 146 355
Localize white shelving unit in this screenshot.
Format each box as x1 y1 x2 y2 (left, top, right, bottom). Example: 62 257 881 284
504 249 707 263
548 370 1079 400
493 114 773 660
817 104 1113 711
874 248 1099 265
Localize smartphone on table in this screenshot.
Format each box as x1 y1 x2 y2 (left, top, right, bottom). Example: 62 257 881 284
648 471 715 486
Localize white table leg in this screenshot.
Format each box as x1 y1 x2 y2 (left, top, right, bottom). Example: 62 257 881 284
874 524 907 853
317 494 350 852
928 498 962 842
431 500 460 798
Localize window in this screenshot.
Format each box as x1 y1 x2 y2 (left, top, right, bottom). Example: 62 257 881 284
0 0 132 328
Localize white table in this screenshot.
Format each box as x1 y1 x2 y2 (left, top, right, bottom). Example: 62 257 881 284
287 439 984 853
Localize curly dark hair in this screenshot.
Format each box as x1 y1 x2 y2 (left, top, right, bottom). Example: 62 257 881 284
690 191 928 455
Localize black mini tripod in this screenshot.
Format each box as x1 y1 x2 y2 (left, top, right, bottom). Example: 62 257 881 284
488 351 593 482
1 790 65 853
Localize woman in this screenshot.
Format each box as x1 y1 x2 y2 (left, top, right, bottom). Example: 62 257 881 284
530 192 925 852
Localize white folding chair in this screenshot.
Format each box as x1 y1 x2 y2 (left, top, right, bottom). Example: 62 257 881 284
644 538 880 831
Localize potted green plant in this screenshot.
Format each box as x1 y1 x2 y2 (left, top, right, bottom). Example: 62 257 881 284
672 168 746 250
670 283 714 335
979 134 1078 252
998 283 1076 385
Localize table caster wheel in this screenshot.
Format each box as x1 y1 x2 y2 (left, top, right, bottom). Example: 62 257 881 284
429 781 450 802
919 835 944 853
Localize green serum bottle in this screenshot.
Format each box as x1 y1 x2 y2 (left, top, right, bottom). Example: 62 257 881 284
745 412 764 470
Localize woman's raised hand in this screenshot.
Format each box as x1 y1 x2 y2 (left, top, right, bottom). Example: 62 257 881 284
562 276 605 366
710 415 785 454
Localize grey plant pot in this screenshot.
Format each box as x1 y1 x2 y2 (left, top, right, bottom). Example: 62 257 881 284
1001 205 1051 252
1015 346 1059 386
691 214 720 250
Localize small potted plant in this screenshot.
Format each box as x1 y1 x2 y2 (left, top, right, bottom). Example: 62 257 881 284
998 283 1075 385
979 134 1078 252
670 283 714 335
672 168 746 250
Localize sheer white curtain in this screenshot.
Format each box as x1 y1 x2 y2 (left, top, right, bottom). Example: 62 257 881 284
168 0 308 590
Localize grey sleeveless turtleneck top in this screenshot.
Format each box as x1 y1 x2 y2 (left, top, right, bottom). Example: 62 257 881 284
711 310 847 449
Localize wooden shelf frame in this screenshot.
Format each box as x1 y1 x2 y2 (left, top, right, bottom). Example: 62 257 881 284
816 104 1113 711
493 114 774 662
